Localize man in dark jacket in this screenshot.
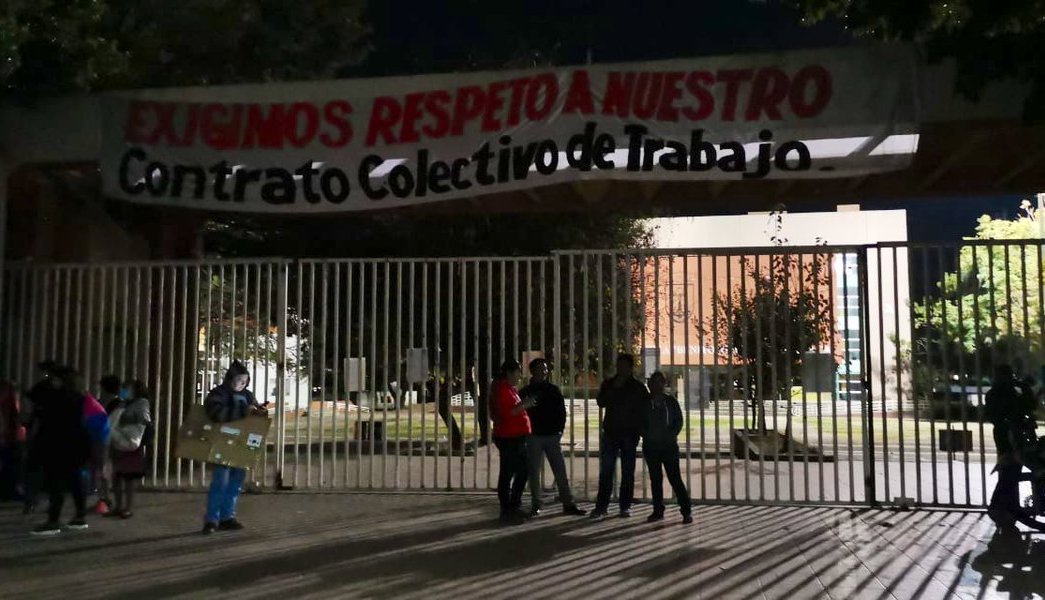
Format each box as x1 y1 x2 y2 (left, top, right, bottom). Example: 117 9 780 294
986 364 1039 529
591 354 650 519
201 361 266 535
520 358 586 517
643 371 692 524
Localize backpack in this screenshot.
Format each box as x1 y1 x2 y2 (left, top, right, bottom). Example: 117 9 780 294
109 399 148 452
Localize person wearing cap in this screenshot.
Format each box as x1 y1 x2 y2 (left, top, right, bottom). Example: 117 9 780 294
201 361 266 535
520 358 586 517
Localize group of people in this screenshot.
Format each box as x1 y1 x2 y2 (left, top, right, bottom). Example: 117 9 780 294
0 359 268 537
490 353 692 524
0 362 153 535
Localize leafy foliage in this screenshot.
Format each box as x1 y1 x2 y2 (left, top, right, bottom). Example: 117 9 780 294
792 0 1045 119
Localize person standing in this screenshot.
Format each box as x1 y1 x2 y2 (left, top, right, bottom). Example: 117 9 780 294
591 354 650 520
201 361 265 535
643 372 692 524
986 364 1038 530
520 358 586 517
491 359 532 522
28 365 109 536
0 380 26 502
106 380 152 519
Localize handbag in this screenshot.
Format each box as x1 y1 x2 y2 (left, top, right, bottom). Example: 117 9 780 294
109 402 147 452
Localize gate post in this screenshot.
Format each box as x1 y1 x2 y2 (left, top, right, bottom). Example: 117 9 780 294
858 248 878 507
274 261 289 489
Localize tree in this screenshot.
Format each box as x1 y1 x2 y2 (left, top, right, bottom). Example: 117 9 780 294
913 199 1045 387
792 0 1045 119
699 252 835 435
1 0 368 98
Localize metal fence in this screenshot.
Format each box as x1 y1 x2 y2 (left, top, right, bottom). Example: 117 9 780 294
3 241 1040 508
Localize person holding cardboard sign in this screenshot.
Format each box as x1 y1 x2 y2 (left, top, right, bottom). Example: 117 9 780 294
201 361 266 535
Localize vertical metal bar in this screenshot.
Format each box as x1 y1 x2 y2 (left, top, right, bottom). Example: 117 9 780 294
973 246 987 505
892 248 906 501
319 264 329 487
486 260 493 489
293 262 303 487
44 269 55 365
274 263 287 487
261 264 271 487
432 262 441 489
142 268 155 484
553 256 564 490
920 249 938 503
107 267 118 378
682 255 693 500
841 254 855 502
60 269 71 364
332 263 341 487
1003 244 1013 367
754 254 767 501
345 262 355 488
357 262 366 489
26 269 40 390
189 266 202 486
877 248 890 504
798 253 810 502
306 263 315 487
513 261 520 361
459 260 467 488
697 254 706 501
527 259 534 352
421 263 428 488
566 255 577 494
783 253 794 502
370 262 379 488
383 261 391 489
582 255 590 498
936 247 953 505
955 247 969 505
710 255 720 501
859 251 876 506
153 268 168 486
724 254 736 500
175 266 189 487
406 262 415 489
121 267 132 381
93 268 106 388
739 256 752 500
768 254 781 502
447 261 455 488
611 252 618 360
907 249 922 504
396 262 404 489
813 252 826 502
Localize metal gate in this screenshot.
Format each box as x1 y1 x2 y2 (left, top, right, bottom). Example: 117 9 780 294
3 242 1033 507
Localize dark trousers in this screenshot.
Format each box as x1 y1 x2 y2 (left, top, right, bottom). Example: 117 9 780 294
990 462 1022 514
437 395 465 448
494 436 528 510
644 442 691 516
44 465 86 523
0 443 24 500
596 435 638 512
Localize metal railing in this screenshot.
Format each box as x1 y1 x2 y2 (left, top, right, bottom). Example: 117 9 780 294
3 241 1037 507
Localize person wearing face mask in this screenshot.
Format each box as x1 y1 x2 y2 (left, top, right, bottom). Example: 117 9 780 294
643 372 692 524
201 361 265 534
106 380 152 519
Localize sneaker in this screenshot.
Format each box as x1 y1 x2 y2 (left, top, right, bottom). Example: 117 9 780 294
119 511 134 519
202 522 218 535
682 514 693 525
647 512 665 523
66 518 89 530
529 506 543 518
31 522 62 536
563 504 588 516
620 508 632 518
218 519 244 531
588 509 607 521
93 500 110 515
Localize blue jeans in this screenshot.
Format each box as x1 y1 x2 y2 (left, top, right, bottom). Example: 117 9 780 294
205 465 246 524
595 435 638 512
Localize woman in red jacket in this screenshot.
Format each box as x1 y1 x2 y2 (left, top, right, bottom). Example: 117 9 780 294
491 359 533 521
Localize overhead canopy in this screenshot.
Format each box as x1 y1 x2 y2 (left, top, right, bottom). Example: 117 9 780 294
0 43 1041 219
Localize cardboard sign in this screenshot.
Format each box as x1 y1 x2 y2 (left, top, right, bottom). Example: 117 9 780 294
175 404 271 470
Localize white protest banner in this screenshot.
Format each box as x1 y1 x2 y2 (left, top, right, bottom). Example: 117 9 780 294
100 45 919 213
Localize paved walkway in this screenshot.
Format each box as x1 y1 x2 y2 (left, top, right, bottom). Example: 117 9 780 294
1 493 1040 599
